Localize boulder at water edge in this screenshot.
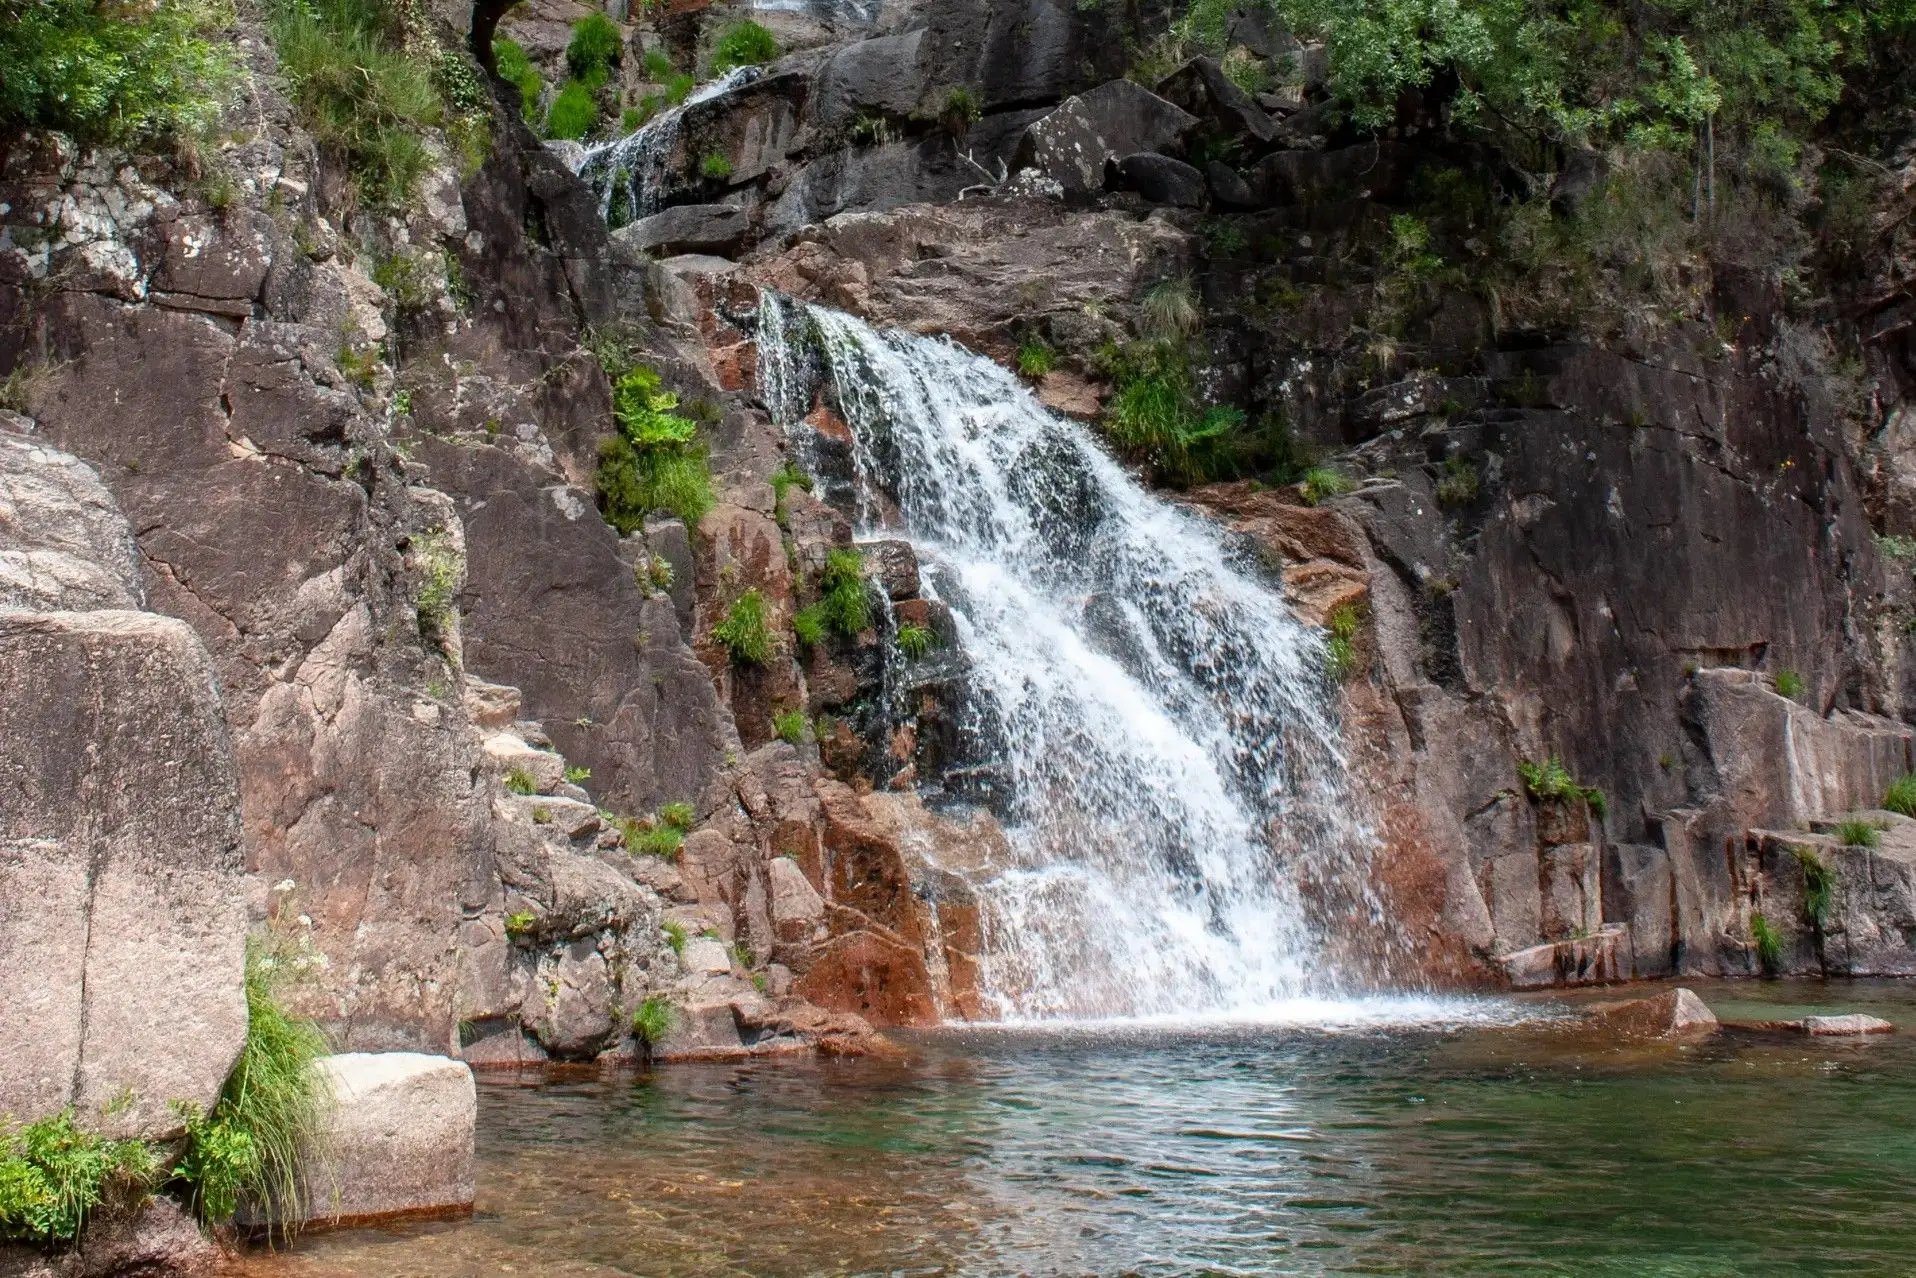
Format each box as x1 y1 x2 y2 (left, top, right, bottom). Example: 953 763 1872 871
294 1054 476 1226
1583 988 1720 1039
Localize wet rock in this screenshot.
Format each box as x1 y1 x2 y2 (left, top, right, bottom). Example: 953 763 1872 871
1106 153 1207 208
1800 1014 1895 1035
1011 80 1198 194
860 538 921 600
297 1054 476 1226
1584 987 1719 1038
612 203 752 257
1502 925 1631 989
0 610 246 1139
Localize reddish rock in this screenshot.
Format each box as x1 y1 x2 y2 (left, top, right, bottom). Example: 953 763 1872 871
794 930 939 1026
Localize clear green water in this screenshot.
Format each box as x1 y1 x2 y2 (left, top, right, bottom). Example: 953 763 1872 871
249 981 1916 1276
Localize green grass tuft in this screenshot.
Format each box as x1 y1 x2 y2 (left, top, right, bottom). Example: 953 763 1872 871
1836 818 1880 848
632 996 677 1046
713 589 775 665
663 920 689 956
711 20 780 74
1751 911 1783 976
545 78 599 140
596 366 714 531
1300 467 1355 505
504 769 539 796
1793 845 1837 929
1774 669 1804 699
504 910 537 939
773 708 809 745
566 13 622 84
659 802 697 831
1435 456 1480 506
1884 773 1916 817
896 623 936 660
700 150 734 180
493 38 543 119
815 549 871 638
1017 340 1056 378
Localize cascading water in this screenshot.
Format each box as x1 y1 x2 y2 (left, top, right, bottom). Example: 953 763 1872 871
758 294 1387 1021
575 67 761 223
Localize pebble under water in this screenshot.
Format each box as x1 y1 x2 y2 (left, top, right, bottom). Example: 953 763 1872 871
244 981 1916 1276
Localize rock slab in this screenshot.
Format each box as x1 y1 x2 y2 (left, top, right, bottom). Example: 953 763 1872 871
298 1053 477 1226
1583 987 1719 1039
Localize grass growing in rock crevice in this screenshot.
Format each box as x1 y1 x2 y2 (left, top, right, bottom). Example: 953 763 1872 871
794 549 870 645
0 1111 159 1245
596 366 715 532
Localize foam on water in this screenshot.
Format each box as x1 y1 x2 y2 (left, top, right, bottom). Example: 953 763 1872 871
758 295 1393 1022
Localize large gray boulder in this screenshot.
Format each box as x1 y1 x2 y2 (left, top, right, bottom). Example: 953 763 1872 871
1012 80 1199 194
0 609 247 1138
612 203 752 257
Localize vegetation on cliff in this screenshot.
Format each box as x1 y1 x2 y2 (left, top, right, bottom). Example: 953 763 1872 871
0 1112 158 1244
596 364 716 531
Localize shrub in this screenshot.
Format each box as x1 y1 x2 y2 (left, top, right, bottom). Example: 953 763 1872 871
940 85 980 136
896 623 936 660
850 110 892 145
632 996 677 1045
493 38 544 119
596 366 715 531
773 708 809 745
817 550 870 637
262 0 445 208
566 13 622 85
657 802 695 831
1751 910 1782 975
504 909 537 938
1836 818 1880 849
504 768 539 796
411 528 462 651
0 0 237 145
563 765 591 784
713 589 774 665
1099 340 1240 487
700 150 734 180
1300 467 1354 505
1517 755 1605 817
1794 845 1837 929
1017 340 1057 378
711 20 780 73
662 920 688 956
1435 456 1479 506
0 1112 158 1244
545 79 599 140
1884 773 1916 817
1774 669 1804 699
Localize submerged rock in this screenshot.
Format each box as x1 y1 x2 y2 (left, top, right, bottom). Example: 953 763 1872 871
1799 1014 1895 1036
1582 988 1719 1039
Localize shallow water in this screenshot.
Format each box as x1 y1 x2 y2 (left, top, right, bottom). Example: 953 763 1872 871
245 981 1916 1276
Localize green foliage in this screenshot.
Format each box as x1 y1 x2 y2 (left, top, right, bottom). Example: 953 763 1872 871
504 909 537 938
1099 340 1243 487
896 623 936 660
545 79 599 141
664 72 696 104
711 20 781 73
411 528 462 650
1219 45 1271 95
1325 603 1362 682
1836 818 1880 848
1751 910 1783 975
771 462 813 518
1876 534 1916 561
566 13 623 85
494 38 544 120
1883 773 1916 817
1017 340 1057 378
262 0 446 208
773 708 809 745
1140 278 1201 341
714 589 775 665
631 996 677 1045
197 936 332 1228
940 85 981 135
504 768 539 796
815 550 871 637
700 150 735 180
1517 755 1606 817
596 366 715 531
1300 467 1354 505
660 801 697 831
1794 845 1837 929
850 110 893 144
622 818 684 859
0 0 237 145
0 1112 158 1244
1774 669 1804 699
170 1104 254 1225
663 920 688 956
793 605 826 648
643 48 675 80
564 765 591 784
1436 455 1480 506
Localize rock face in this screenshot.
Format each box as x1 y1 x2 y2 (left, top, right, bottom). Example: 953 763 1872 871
0 426 246 1140
294 1053 477 1227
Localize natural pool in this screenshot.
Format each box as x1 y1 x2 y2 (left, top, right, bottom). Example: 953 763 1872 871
242 981 1916 1276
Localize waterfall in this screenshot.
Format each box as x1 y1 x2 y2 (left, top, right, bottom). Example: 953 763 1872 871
575 67 762 223
758 295 1386 1021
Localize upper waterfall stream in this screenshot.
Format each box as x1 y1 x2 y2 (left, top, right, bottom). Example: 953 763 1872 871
758 296 1385 1020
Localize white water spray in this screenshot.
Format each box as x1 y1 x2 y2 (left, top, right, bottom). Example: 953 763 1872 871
576 67 762 222
758 295 1385 1020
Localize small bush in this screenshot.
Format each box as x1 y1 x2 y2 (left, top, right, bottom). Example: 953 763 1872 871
665 72 696 104
642 48 675 80
1300 468 1354 505
793 605 827 648
504 769 539 796
711 20 780 73
411 528 462 651
0 0 238 145
566 13 622 85
1751 911 1783 976
0 1111 158 1244
563 765 591 784
850 110 892 144
1436 456 1480 506
1324 603 1362 682
773 709 809 744
663 920 688 956
1140 278 1200 341
597 366 715 531
653 802 691 831
1518 755 1605 817
1794 845 1837 929
545 79 599 140
1883 773 1916 817
494 38 543 119
700 150 734 181
1774 669 1804 699
816 550 870 637
1017 340 1056 378
896 623 936 660
940 85 980 136
713 589 774 665
1836 818 1880 849
631 996 677 1045
504 909 537 939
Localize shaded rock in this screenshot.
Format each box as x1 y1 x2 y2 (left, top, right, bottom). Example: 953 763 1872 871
299 1054 475 1226
769 854 827 946
1011 80 1199 194
1550 147 1610 217
612 203 752 257
1154 56 1275 143
1106 153 1207 208
0 610 246 1139
1583 987 1719 1038
1503 925 1631 989
0 1195 220 1277
1249 142 1419 206
860 538 920 600
813 30 926 127
1205 160 1256 210
1800 1014 1895 1035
